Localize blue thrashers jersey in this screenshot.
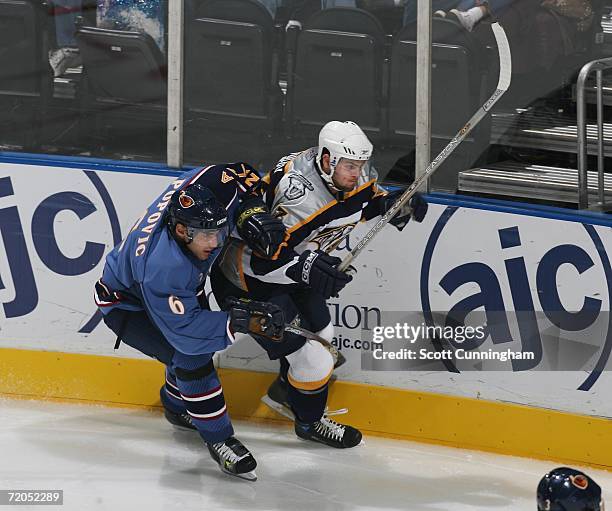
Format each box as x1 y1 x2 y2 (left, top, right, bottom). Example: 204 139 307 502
96 163 261 355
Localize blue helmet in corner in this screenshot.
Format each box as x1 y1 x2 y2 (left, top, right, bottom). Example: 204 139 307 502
537 467 604 511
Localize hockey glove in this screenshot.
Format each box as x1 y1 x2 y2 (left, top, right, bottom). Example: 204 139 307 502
382 191 428 231
286 250 353 299
236 197 286 258
227 297 285 342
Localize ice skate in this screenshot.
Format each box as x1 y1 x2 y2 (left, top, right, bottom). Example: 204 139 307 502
207 436 257 481
163 408 197 431
261 375 346 421
160 387 197 431
295 416 362 449
261 375 295 420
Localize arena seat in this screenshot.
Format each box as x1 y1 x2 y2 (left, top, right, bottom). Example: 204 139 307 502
75 25 167 155
184 0 282 163
286 7 386 141
0 0 52 149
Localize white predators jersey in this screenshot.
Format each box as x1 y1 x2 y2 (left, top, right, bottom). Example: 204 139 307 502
217 147 387 290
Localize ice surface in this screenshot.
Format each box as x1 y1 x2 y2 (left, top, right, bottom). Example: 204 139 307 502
0 398 609 511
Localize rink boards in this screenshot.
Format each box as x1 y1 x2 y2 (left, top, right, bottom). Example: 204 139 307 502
0 155 611 468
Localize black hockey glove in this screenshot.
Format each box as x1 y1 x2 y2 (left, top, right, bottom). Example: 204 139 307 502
381 191 428 231
227 297 285 342
236 196 286 258
286 250 353 299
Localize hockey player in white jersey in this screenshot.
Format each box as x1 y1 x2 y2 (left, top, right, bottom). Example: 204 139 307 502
211 121 428 449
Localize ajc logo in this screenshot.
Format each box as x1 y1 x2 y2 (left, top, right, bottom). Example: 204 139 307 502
421 206 612 391
0 171 121 333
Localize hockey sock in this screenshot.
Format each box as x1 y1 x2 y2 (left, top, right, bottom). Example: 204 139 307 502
288 383 328 424
173 354 234 444
161 367 187 413
279 357 290 381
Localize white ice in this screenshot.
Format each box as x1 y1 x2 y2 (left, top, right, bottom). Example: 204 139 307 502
1 398 610 511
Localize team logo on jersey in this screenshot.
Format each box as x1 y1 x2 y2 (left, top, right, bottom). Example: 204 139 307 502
285 175 314 201
179 192 195 208
570 475 589 490
311 224 355 252
221 171 234 184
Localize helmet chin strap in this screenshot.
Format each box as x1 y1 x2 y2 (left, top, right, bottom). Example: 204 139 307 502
317 157 349 200
184 226 196 244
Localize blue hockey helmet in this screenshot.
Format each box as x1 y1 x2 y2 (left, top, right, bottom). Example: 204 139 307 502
167 183 229 243
537 467 604 511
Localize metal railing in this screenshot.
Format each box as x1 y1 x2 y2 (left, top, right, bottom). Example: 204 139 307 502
576 57 612 210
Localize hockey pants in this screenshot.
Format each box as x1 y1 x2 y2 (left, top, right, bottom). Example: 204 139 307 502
210 265 332 424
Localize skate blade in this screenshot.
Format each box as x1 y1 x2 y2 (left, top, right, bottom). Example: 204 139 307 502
170 423 197 432
297 436 364 449
220 466 257 481
164 411 197 432
261 395 295 420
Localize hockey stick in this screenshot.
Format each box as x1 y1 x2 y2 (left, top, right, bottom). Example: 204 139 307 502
337 22 512 272
284 323 347 368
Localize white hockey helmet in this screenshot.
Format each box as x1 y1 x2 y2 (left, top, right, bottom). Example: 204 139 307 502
316 121 373 188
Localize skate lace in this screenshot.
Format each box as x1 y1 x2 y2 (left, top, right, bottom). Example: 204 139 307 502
315 417 346 441
324 407 348 417
213 440 247 463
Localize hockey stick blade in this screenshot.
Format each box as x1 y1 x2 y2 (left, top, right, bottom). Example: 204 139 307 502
284 324 347 368
338 22 511 272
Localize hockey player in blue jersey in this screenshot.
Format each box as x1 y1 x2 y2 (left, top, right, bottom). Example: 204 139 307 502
94 162 287 481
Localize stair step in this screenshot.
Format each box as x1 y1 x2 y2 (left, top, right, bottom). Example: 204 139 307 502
579 76 612 106
491 111 612 156
458 160 612 204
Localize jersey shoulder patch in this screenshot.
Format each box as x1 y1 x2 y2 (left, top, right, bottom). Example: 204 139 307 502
283 173 315 201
